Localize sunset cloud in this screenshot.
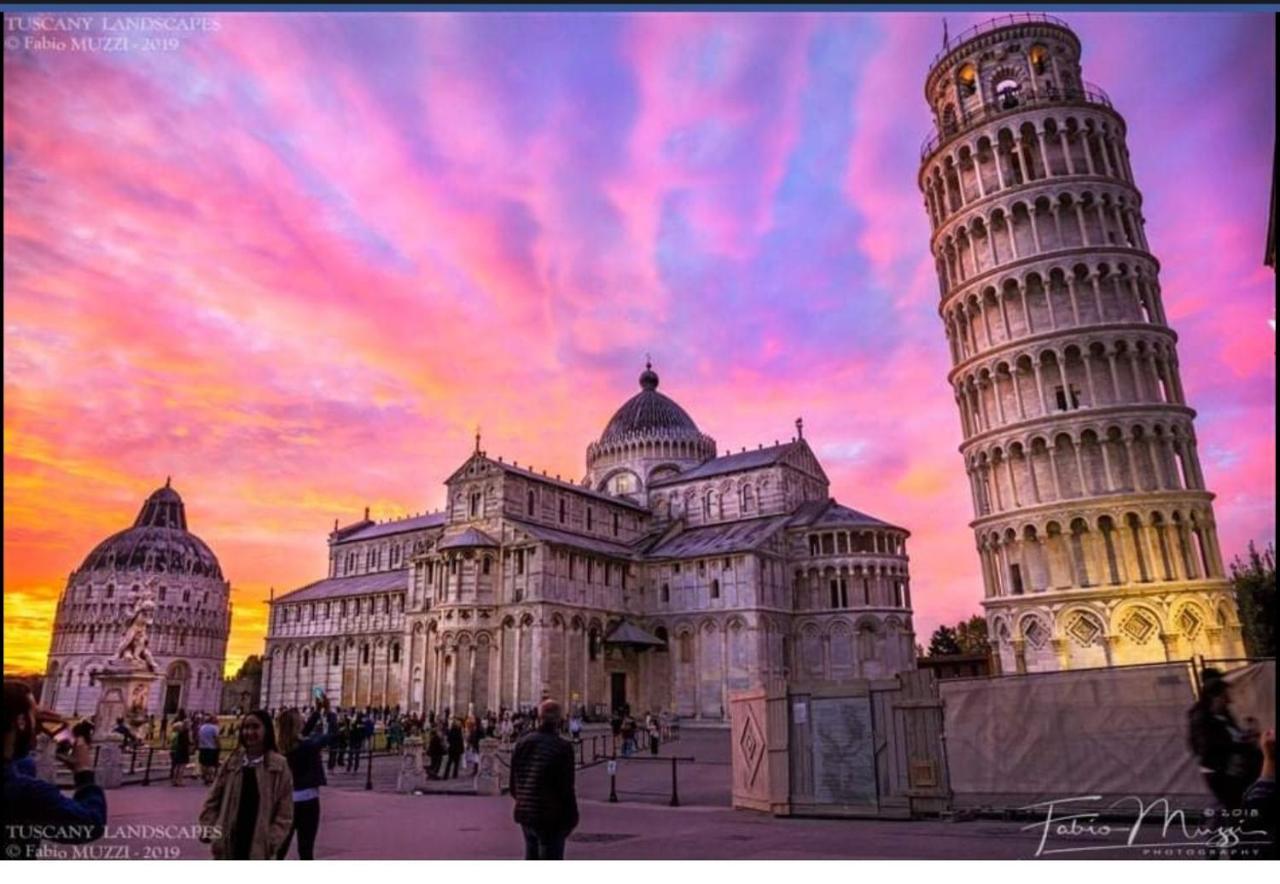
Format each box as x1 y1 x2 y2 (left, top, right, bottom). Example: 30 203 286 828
3 11 1274 675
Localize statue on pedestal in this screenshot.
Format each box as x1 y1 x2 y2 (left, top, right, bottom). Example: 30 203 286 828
114 578 159 673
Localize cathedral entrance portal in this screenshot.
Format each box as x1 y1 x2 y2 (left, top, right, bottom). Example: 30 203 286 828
164 661 189 714
610 672 627 714
163 683 182 714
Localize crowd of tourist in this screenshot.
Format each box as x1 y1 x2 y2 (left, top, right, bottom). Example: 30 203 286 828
6 670 1274 861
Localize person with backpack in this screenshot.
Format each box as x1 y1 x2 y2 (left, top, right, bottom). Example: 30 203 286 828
170 717 192 787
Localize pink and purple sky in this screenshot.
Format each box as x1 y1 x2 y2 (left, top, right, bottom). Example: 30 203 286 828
3 10 1275 675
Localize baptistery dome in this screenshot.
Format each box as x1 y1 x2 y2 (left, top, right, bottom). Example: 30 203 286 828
77 479 223 579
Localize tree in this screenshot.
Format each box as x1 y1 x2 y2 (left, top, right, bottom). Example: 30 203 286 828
1230 542 1276 658
927 615 991 657
927 625 962 656
232 654 262 681
954 615 991 655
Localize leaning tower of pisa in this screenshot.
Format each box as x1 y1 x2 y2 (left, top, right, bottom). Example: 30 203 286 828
918 14 1244 673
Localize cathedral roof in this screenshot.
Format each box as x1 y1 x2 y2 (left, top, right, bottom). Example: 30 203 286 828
598 362 705 446
273 568 408 604
647 440 799 486
338 511 447 543
445 454 649 511
787 498 905 533
646 514 793 559
76 480 223 579
505 519 637 557
437 527 500 550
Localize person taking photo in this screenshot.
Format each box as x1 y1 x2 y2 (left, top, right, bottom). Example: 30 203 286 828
1 681 107 860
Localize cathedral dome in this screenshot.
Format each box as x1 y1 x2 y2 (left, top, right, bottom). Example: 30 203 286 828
599 363 704 445
586 362 717 498
76 479 223 579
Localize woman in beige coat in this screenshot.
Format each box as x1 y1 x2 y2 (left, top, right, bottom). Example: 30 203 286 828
199 710 294 860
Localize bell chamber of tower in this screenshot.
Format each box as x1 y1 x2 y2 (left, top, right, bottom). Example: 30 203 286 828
917 13 1244 673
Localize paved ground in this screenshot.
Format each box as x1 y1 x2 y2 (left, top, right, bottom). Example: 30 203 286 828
33 729 1254 860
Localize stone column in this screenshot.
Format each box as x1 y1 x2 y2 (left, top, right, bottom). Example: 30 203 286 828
513 627 523 708
1099 440 1117 491
1046 446 1063 500
1088 275 1105 320
1012 367 1027 420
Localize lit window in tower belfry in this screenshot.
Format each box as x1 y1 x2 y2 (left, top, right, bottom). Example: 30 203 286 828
1029 44 1048 74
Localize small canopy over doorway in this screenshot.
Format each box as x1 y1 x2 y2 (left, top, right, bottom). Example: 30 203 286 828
603 620 667 717
603 620 665 648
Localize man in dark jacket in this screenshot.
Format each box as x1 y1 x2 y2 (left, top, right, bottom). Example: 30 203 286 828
1188 669 1262 809
443 719 464 779
426 726 446 779
1 681 107 860
346 712 366 773
510 699 578 860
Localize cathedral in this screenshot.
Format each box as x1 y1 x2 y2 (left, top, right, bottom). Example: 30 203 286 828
262 364 916 719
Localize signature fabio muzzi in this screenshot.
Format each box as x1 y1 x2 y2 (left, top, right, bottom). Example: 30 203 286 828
1019 795 1270 857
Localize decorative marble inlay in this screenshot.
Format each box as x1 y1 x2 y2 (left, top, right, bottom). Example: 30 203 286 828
1120 610 1157 644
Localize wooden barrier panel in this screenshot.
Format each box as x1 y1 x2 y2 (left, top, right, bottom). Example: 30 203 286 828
729 671 950 819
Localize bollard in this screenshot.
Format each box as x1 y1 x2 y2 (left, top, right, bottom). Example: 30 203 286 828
93 745 101 769
129 747 137 775
141 747 153 787
577 740 584 767
365 740 373 791
608 756 618 804
670 756 680 807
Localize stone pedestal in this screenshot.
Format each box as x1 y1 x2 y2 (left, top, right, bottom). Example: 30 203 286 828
475 737 501 795
396 737 428 794
94 665 161 734
96 734 125 789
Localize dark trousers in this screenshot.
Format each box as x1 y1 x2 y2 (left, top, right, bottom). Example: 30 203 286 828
277 797 321 860
522 826 567 860
346 742 363 772
443 753 461 779
427 755 443 778
327 746 343 770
